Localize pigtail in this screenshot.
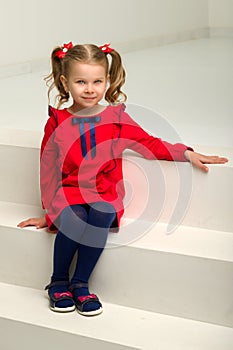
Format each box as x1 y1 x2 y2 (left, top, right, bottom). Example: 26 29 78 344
44 47 70 109
105 49 127 104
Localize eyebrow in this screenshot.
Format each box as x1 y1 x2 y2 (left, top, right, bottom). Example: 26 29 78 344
74 76 105 80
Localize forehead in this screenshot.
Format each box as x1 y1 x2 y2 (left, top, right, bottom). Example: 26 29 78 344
67 61 107 78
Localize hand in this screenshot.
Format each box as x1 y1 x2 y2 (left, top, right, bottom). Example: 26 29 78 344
184 150 228 172
17 216 47 229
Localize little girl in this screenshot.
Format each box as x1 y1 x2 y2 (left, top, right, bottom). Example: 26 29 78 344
18 42 228 316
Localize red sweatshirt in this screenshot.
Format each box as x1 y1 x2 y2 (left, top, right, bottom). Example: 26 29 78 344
40 104 192 231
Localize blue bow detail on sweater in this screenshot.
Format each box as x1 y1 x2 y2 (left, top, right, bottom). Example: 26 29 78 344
72 116 101 159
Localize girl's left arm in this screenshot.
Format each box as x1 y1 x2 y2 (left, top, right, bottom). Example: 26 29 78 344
119 110 228 172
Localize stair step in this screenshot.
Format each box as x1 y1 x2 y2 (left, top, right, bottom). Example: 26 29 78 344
1 200 233 262
0 201 232 327
0 282 232 350
0 141 232 231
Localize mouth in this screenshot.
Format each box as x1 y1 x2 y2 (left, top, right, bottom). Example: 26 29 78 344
83 96 96 101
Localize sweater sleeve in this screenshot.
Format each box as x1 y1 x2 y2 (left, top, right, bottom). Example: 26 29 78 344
40 107 59 212
118 105 193 161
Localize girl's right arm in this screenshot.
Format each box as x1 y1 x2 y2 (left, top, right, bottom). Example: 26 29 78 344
40 110 59 211
17 109 59 230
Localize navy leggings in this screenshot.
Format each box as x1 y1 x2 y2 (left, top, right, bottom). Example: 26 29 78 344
51 202 116 285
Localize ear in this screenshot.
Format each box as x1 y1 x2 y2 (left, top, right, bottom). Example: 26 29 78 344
60 75 69 92
105 74 110 88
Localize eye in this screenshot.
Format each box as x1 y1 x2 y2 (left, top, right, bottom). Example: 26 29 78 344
94 79 102 84
76 80 85 85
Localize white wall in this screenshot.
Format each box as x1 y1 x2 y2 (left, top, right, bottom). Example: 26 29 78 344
208 0 233 27
1 0 233 68
0 0 208 66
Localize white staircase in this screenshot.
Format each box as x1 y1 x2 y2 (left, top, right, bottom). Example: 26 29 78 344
0 132 232 349
1 35 233 348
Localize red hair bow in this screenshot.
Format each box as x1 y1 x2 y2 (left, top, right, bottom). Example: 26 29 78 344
99 43 114 54
55 42 73 59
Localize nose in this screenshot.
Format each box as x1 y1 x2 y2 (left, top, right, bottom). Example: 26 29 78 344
85 83 94 93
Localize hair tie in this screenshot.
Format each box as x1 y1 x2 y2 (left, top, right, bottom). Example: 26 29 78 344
99 43 114 54
55 42 74 59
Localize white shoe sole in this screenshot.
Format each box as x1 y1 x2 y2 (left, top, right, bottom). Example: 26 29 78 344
77 307 103 316
50 305 76 313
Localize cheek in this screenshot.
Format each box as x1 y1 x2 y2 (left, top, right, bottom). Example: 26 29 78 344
99 89 106 97
101 84 108 93
71 85 82 95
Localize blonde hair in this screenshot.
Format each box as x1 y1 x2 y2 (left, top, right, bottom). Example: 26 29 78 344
45 44 127 108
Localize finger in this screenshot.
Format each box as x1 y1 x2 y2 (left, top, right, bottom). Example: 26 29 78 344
200 155 228 164
17 218 37 228
202 164 209 172
198 162 209 173
17 221 27 228
210 156 228 164
17 220 32 228
192 158 209 172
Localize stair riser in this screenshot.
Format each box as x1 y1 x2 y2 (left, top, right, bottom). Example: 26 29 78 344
0 145 232 231
92 245 233 328
123 156 233 232
0 225 232 327
0 145 40 206
0 318 135 350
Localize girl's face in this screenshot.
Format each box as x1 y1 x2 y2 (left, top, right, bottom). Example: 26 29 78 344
61 61 109 112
